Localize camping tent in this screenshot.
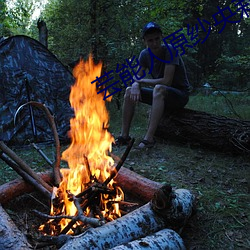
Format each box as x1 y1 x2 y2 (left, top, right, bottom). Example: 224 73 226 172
0 35 75 145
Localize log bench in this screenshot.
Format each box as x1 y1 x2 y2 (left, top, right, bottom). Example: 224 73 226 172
155 108 250 154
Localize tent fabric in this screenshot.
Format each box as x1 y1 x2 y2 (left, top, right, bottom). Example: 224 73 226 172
0 35 75 144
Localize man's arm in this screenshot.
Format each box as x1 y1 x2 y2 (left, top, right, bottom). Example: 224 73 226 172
129 66 146 102
136 64 175 87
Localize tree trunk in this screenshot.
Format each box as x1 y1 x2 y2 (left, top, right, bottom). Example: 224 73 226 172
37 19 48 47
0 204 32 249
155 108 250 154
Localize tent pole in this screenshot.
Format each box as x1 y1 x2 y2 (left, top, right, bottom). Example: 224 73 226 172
24 78 38 142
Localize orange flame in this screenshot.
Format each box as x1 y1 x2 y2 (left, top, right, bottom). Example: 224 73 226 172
43 55 123 234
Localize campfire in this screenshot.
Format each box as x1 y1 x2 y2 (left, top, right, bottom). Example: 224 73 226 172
39 55 128 236
0 55 196 249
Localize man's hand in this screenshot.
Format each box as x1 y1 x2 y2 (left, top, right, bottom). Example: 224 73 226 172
130 82 141 102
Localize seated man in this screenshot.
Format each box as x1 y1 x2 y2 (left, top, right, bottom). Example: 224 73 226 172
116 22 191 148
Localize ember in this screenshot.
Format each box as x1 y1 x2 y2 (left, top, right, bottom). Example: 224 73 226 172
40 55 125 236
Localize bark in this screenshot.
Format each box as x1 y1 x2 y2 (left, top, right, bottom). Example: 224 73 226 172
37 19 48 47
0 171 53 205
0 167 159 205
59 203 165 250
151 187 196 231
59 187 195 250
0 204 32 249
115 167 162 203
110 228 186 250
155 108 250 154
0 152 51 199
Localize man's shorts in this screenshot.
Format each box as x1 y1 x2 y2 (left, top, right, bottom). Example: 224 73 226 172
140 87 189 112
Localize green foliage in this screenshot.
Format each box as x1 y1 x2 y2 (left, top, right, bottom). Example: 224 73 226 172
5 0 35 35
2 0 250 91
0 0 12 36
208 54 250 89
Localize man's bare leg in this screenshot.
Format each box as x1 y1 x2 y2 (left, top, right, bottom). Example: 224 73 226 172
120 87 136 138
139 85 166 146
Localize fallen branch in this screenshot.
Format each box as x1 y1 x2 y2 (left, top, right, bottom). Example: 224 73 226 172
104 137 135 186
156 108 250 154
0 152 51 199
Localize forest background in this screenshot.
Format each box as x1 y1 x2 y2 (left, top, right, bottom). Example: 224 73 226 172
1 0 250 94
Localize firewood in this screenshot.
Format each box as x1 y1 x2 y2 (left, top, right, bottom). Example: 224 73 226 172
59 186 195 250
115 167 162 202
59 202 166 249
0 152 51 199
0 204 32 249
0 171 53 204
110 228 186 250
151 186 196 231
0 167 159 205
104 138 135 185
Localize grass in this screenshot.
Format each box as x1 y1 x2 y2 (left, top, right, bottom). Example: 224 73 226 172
186 93 250 120
0 93 249 249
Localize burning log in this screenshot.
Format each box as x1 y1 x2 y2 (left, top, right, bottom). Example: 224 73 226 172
104 137 135 185
59 185 195 250
110 228 186 250
156 108 250 154
0 204 32 249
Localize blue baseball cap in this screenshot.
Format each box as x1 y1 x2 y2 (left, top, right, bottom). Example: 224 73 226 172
142 22 162 38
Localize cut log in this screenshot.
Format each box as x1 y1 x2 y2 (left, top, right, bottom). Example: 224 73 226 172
59 202 165 250
0 171 53 205
151 187 196 231
110 228 186 250
114 166 162 203
0 167 159 205
0 204 32 249
59 186 195 250
155 108 250 154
